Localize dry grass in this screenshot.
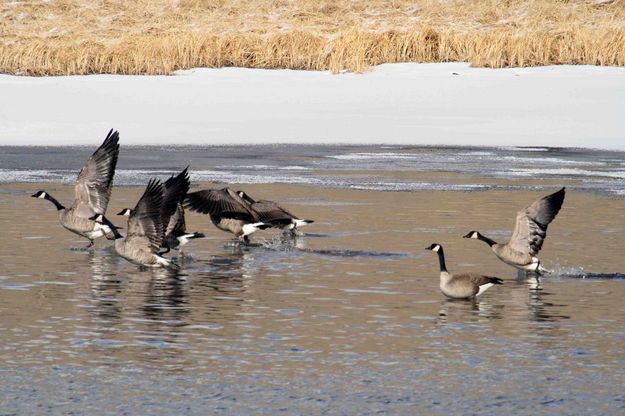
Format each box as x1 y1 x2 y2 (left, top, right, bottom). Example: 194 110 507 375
1 0 624 75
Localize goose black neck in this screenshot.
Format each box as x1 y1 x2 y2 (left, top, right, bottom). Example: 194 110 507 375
101 216 123 239
436 247 448 272
478 234 497 247
45 194 65 211
110 226 123 239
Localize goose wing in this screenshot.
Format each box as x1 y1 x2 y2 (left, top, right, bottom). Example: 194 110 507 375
250 200 297 225
508 187 565 256
165 203 186 237
466 274 504 287
72 129 120 218
161 168 190 234
126 178 164 252
184 188 261 222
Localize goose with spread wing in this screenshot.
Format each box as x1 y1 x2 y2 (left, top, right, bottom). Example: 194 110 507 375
93 173 188 268
236 190 313 236
184 187 269 244
118 168 204 255
463 187 565 275
32 129 120 248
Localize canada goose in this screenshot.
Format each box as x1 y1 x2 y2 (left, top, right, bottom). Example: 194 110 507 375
463 187 565 275
184 187 270 244
118 168 204 255
32 129 120 248
93 174 188 268
236 190 314 236
425 243 503 299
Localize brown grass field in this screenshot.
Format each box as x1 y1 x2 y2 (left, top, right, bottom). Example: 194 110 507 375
1 0 624 75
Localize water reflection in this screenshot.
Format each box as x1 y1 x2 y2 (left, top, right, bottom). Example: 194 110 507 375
142 269 190 326
88 248 124 323
437 298 504 324
526 284 571 323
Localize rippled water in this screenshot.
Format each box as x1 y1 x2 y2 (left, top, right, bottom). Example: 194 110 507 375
1 146 625 414
1 144 625 195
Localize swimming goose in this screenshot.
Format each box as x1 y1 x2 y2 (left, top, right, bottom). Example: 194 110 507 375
426 243 503 299
184 187 270 244
463 187 565 275
93 174 188 268
236 190 314 236
32 129 120 248
118 168 204 255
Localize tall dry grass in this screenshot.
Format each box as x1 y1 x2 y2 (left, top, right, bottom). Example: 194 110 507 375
1 0 624 75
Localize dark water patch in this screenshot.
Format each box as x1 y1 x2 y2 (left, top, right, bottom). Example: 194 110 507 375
557 272 625 280
298 248 408 259
2 145 624 195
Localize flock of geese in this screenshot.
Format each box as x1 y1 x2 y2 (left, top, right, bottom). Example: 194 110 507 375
32 130 566 300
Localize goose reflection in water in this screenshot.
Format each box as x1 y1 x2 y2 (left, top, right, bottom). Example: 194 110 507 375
88 247 125 324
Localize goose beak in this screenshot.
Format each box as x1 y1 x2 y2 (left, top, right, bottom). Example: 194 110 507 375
462 232 471 238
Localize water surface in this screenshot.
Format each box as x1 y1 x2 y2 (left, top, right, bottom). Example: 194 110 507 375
1 145 624 414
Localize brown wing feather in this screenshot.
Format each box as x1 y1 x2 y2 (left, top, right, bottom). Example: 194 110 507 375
250 200 297 224
184 188 261 222
161 168 190 234
507 187 565 256
72 129 120 217
126 178 164 252
165 203 186 237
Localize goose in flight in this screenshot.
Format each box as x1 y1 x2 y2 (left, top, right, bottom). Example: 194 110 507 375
236 190 313 236
463 187 565 275
117 168 204 255
93 172 189 268
426 243 503 299
32 129 120 248
184 187 269 244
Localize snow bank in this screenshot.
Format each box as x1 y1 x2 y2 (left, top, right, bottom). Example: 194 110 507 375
0 63 623 150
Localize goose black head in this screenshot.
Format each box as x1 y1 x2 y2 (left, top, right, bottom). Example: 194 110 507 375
117 208 133 216
32 191 47 199
463 231 481 239
425 243 442 252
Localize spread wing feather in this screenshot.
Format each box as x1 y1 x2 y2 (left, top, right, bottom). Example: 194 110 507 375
161 168 190 235
126 178 164 252
250 200 298 225
184 188 261 222
73 129 120 217
508 187 565 256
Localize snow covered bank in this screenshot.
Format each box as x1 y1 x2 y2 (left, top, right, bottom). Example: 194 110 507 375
1 63 623 150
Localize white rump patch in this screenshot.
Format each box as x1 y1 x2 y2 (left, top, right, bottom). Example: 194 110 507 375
242 222 264 236
293 219 310 228
476 283 494 296
154 255 171 268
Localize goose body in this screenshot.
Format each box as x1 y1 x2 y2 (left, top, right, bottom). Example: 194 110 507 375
184 187 269 243
96 171 189 268
237 190 314 235
32 129 120 247
426 244 503 299
464 187 565 274
118 168 204 254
